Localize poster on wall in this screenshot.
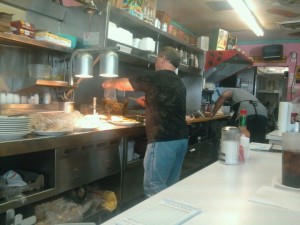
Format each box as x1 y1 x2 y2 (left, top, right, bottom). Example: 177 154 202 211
296 65 300 83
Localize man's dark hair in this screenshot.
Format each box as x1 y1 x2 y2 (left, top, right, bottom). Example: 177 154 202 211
158 46 181 68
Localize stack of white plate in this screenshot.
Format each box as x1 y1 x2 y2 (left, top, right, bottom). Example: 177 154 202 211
0 116 31 141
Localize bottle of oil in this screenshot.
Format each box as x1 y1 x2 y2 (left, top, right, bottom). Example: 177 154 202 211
239 109 250 161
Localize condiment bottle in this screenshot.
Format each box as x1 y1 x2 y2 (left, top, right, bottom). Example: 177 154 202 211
239 109 250 161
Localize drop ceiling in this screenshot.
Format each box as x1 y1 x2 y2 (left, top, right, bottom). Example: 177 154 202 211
156 0 300 43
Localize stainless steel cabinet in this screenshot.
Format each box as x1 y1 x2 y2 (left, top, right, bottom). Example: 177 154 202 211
55 140 121 194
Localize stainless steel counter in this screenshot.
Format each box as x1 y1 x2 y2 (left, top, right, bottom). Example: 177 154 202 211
0 125 145 157
0 115 229 157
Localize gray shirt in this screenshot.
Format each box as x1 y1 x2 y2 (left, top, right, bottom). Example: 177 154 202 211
231 88 267 120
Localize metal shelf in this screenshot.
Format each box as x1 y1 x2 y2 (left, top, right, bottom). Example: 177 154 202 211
108 39 201 75
0 188 55 213
109 6 203 54
11 78 77 93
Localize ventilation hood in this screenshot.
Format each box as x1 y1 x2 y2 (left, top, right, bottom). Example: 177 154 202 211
204 50 253 83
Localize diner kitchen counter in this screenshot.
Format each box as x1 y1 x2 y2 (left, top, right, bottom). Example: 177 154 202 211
0 115 229 157
0 125 146 157
101 151 300 225
186 115 230 125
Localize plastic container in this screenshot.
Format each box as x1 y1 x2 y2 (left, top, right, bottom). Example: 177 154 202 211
56 33 77 49
52 67 65 81
28 64 52 80
282 132 300 188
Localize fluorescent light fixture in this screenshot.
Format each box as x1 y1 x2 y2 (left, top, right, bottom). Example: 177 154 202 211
228 0 264 36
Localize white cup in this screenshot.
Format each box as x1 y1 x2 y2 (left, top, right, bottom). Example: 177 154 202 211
0 93 7 104
13 94 20 104
132 38 141 48
21 96 28 104
6 93 14 104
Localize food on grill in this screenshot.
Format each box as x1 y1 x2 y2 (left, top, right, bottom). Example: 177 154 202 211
101 99 128 115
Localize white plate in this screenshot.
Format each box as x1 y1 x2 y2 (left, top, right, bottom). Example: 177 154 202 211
33 130 72 136
109 120 140 126
272 175 300 192
0 123 30 126
0 129 29 133
0 117 30 122
0 121 30 124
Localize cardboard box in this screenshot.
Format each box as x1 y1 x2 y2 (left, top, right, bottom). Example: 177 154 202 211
197 36 209 51
121 0 157 22
10 27 35 38
156 11 171 26
189 36 197 46
0 12 13 22
209 28 228 50
168 24 180 38
10 20 35 31
35 32 71 47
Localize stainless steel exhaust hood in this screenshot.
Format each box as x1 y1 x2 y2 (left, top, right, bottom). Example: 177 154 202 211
204 50 253 83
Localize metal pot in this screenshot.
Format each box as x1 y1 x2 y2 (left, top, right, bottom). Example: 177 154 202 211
59 102 75 113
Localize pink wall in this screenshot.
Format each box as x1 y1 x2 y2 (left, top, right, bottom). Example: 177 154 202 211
239 42 300 101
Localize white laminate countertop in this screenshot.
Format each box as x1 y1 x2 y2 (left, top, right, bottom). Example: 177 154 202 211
101 151 300 225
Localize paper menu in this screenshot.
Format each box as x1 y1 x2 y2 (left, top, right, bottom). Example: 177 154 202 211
250 142 272 151
115 199 200 225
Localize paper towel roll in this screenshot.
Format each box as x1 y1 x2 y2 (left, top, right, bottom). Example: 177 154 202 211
278 102 291 132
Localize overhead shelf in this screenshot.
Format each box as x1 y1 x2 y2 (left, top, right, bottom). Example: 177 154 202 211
0 32 73 53
108 39 201 75
204 50 253 83
109 6 203 54
12 78 77 93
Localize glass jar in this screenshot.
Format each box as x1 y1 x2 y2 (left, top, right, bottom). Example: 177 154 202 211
220 126 241 165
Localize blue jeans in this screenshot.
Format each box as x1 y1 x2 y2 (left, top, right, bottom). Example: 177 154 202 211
143 139 188 197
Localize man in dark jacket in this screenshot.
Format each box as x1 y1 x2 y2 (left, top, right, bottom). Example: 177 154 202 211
102 46 189 197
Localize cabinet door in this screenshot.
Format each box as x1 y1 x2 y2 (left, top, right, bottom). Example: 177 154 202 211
56 140 121 194
121 162 144 204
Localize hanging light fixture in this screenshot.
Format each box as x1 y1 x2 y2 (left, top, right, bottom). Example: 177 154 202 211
227 0 264 37
84 0 99 16
74 52 93 78
99 50 118 77
68 47 119 86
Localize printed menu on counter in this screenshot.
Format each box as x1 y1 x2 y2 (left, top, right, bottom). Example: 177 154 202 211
115 199 200 225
